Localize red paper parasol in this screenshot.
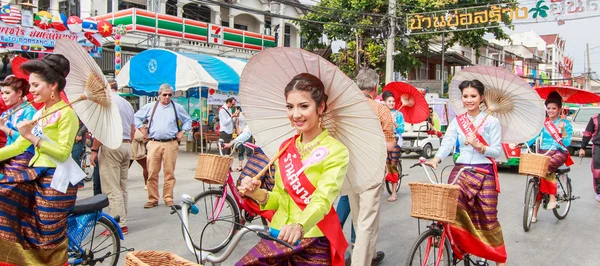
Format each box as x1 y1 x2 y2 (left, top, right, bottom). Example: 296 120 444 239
382 82 429 124
535 86 600 104
10 56 69 110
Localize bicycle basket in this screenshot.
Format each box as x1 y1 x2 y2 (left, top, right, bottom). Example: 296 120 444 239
408 182 460 223
194 154 233 184
125 251 202 266
518 153 550 177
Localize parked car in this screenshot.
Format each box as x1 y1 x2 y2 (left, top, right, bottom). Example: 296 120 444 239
570 107 600 153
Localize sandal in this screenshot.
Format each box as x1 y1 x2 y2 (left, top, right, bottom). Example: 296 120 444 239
546 201 558 210
387 195 398 202
236 166 243 172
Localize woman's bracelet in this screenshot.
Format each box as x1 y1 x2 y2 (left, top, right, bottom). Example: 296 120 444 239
289 223 304 236
255 189 269 205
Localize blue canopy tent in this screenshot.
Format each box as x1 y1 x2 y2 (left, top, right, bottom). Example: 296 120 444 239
116 49 248 152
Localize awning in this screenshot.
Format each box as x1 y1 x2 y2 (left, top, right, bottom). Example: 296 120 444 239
116 49 247 95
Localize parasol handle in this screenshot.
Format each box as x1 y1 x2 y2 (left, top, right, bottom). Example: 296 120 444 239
3 101 32 118
29 96 85 125
239 139 293 194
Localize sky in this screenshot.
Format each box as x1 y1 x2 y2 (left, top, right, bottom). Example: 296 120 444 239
298 0 599 75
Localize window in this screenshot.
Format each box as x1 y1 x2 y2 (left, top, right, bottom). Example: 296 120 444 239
182 4 211 23
107 0 112 13
119 1 146 11
38 0 50 11
234 24 247 31
59 1 79 16
436 65 441 80
419 64 427 80
264 20 272 35
284 25 291 47
165 0 177 16
222 21 229 27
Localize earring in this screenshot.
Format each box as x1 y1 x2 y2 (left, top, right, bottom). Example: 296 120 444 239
318 116 323 128
51 91 56 100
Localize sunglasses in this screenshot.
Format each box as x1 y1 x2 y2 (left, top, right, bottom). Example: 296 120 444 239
162 93 173 97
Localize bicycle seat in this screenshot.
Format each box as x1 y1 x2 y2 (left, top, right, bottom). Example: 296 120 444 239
71 194 109 215
555 166 570 174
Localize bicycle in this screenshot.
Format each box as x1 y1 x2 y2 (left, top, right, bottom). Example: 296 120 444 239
405 159 491 266
177 139 269 253
521 147 579 232
385 157 407 195
67 194 131 266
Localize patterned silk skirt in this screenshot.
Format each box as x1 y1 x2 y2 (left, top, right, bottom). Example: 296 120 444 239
447 164 507 263
385 143 402 183
538 149 568 197
0 152 78 266
236 237 331 266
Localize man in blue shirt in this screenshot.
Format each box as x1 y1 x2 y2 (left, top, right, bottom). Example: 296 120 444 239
134 84 192 208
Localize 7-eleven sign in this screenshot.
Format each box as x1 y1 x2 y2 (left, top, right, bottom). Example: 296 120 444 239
209 24 223 44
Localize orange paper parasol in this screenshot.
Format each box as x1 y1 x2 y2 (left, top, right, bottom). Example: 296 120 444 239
382 82 429 124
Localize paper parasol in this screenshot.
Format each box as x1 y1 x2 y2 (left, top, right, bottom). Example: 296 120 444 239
449 66 545 144
53 38 123 149
382 82 429 124
239 47 387 194
535 86 600 104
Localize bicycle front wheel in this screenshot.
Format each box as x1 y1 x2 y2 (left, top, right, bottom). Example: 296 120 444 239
522 178 537 232
183 189 240 253
553 175 572 220
69 216 121 266
405 228 452 266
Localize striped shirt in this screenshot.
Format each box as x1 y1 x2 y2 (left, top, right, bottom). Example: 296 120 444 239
366 94 395 143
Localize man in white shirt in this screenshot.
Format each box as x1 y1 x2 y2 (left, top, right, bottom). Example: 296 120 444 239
218 97 239 154
90 80 135 234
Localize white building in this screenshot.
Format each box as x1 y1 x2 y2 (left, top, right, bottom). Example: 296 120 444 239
4 0 305 72
539 34 566 85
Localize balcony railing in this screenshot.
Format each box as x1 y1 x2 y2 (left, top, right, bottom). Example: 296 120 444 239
93 8 276 51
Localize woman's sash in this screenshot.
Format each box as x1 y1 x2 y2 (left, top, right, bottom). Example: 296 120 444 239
278 136 347 266
543 118 574 166
456 113 500 192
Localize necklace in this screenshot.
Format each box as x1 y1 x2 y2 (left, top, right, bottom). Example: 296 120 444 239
297 139 323 157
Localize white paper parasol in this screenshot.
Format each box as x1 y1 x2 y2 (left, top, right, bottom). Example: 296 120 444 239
239 47 387 194
449 66 545 143
53 38 123 149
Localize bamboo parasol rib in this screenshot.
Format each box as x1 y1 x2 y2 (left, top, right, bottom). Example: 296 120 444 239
3 101 32 118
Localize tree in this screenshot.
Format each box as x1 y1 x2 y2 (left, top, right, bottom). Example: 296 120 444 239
298 0 517 79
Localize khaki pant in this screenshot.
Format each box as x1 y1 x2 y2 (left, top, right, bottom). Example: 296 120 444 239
348 182 383 266
100 142 132 228
146 140 179 204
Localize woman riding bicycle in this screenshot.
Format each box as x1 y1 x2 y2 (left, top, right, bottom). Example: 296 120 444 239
238 73 349 265
0 55 79 265
382 91 404 202
526 91 573 222
425 80 507 265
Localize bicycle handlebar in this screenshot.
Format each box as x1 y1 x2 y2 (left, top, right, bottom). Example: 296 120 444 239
413 157 491 185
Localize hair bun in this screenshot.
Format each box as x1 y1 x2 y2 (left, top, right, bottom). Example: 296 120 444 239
547 91 561 101
42 54 70 78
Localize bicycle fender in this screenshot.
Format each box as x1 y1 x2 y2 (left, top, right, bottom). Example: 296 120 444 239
101 212 124 240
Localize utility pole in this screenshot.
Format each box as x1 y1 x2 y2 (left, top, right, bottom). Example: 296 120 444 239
440 33 445 96
147 0 160 48
586 43 591 90
385 0 396 84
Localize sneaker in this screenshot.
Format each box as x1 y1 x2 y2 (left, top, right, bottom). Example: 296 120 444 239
596 194 600 202
371 251 385 265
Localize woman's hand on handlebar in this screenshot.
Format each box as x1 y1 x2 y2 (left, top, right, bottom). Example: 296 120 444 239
423 160 439 169
278 224 303 245
223 141 235 149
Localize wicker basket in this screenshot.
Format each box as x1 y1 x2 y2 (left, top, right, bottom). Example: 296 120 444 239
194 154 233 184
124 251 202 266
408 182 460 223
518 153 550 177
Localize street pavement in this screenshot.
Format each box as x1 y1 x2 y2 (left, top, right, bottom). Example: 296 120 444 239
77 146 600 265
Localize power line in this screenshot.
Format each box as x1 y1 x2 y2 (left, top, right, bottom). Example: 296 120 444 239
191 0 381 29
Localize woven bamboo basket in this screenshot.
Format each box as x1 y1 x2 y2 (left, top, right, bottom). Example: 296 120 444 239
194 154 233 184
124 251 202 266
518 153 550 177
408 182 460 223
